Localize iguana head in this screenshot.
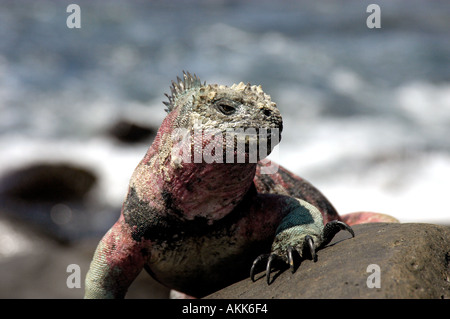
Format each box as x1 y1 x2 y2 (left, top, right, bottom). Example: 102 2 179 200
163 72 283 163
134 72 283 221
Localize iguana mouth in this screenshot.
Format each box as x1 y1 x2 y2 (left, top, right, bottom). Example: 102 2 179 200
234 127 281 158
208 127 281 163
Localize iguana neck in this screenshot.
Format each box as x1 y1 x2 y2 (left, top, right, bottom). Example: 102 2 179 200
168 161 257 222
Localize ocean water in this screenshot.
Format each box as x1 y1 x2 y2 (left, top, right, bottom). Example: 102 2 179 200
0 0 449 231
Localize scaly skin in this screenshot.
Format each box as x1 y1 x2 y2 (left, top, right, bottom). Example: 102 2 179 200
85 72 396 298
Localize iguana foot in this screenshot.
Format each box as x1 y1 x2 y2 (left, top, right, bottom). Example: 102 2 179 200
250 219 354 284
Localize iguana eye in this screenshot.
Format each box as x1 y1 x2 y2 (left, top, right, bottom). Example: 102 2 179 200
214 99 238 115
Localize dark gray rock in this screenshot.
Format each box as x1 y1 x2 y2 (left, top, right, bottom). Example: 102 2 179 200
206 223 450 299
0 163 96 203
107 119 156 144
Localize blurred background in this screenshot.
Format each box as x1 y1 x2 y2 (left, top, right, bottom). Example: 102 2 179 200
0 0 449 298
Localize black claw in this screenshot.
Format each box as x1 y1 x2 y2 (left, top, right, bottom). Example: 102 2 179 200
321 220 355 248
287 246 294 273
266 254 277 285
250 254 269 282
305 235 316 261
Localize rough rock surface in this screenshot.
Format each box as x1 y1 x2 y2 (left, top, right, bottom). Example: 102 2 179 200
206 223 450 299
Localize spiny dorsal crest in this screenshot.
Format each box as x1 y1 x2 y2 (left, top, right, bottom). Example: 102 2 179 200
163 72 277 113
163 71 204 113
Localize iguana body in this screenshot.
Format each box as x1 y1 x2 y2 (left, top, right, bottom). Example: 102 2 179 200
85 72 395 298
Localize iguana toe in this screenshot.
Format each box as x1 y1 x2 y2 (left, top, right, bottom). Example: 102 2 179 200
321 220 355 247
287 245 295 273
304 235 316 261
250 254 270 282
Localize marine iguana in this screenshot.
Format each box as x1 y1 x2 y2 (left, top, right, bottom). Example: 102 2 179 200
85 72 395 298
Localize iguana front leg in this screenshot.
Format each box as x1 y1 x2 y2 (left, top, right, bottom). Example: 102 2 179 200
250 198 354 284
84 214 149 298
